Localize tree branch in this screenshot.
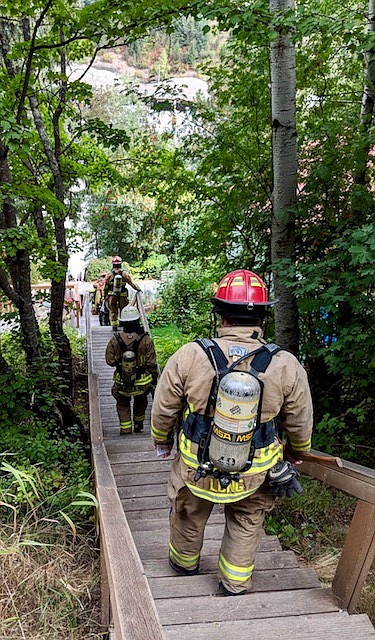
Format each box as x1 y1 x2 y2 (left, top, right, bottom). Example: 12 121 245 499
17 2 53 123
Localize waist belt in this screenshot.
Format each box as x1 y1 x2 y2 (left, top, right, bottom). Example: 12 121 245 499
182 412 277 449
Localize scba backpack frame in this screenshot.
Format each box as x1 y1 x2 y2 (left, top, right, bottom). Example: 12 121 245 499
192 338 281 486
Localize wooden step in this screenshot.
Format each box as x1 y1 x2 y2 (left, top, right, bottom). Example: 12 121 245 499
155 588 339 625
163 612 375 640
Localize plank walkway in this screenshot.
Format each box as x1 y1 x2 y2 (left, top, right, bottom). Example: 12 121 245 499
90 319 375 640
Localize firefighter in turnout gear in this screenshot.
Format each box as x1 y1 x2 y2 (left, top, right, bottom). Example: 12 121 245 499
93 272 109 325
104 256 142 330
106 305 158 434
151 269 313 595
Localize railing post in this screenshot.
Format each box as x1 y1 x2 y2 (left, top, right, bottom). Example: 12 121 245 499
332 500 375 612
75 300 80 328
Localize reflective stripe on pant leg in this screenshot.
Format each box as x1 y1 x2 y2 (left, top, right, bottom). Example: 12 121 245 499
169 543 200 570
120 421 132 433
218 486 275 594
133 393 148 426
112 388 131 426
168 482 213 572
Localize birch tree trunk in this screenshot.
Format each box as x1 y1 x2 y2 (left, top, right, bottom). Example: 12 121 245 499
269 0 299 354
355 0 375 189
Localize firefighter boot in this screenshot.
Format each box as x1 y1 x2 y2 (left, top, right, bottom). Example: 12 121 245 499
134 422 143 433
169 558 199 576
218 582 247 597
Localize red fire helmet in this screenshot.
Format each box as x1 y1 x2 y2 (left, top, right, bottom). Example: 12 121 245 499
112 255 122 266
212 269 277 309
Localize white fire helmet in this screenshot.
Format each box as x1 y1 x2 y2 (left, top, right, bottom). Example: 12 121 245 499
119 305 140 323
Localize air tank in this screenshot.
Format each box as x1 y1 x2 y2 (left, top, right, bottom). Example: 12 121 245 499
209 371 261 472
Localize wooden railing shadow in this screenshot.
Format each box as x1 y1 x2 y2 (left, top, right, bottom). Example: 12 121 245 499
86 292 374 637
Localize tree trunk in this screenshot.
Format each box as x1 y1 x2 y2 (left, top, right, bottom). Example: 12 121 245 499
0 140 41 364
26 24 73 396
269 0 299 355
354 0 375 190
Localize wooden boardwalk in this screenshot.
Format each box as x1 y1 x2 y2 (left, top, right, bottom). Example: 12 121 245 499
89 317 375 640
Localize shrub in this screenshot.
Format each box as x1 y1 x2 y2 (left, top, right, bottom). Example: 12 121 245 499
150 262 215 338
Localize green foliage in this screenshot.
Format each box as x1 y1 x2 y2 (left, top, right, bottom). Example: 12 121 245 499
265 477 355 554
0 323 90 520
274 224 375 462
85 257 113 282
124 16 224 74
133 253 170 279
150 263 214 338
0 324 88 451
150 323 187 370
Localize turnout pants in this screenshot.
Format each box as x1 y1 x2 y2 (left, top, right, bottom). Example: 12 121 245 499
108 292 128 327
112 384 151 432
168 471 275 594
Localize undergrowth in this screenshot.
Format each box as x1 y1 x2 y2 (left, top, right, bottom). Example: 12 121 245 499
0 324 100 638
265 476 375 624
0 462 101 639
150 322 187 370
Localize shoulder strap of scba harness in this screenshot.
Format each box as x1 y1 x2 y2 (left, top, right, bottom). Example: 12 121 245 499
195 338 282 457
196 337 281 377
114 331 148 355
114 332 148 374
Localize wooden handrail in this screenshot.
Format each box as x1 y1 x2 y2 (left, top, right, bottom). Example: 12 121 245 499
85 295 166 640
1 282 82 328
300 450 375 613
133 291 161 377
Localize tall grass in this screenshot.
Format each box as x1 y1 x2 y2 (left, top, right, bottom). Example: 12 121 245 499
0 463 101 639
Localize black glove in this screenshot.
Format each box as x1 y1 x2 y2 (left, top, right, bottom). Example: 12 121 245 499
267 461 303 498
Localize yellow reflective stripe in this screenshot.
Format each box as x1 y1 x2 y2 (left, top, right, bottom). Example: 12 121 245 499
245 446 281 472
151 424 170 441
180 435 282 474
219 552 253 582
118 388 148 397
169 543 199 568
135 374 152 386
114 373 152 386
186 482 259 504
120 421 132 433
218 278 229 288
179 433 199 469
288 438 311 451
134 413 145 421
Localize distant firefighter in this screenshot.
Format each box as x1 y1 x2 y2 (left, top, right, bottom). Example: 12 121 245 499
104 256 141 331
